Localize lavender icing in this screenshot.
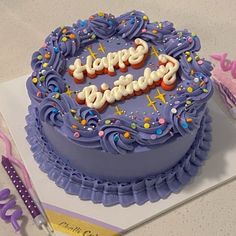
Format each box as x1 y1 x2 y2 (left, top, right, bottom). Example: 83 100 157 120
26 10 213 155
26 105 212 206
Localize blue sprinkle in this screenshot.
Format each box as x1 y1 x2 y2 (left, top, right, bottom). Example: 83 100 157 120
52 108 58 113
53 87 59 92
80 20 87 27
89 110 94 116
129 17 135 24
108 20 113 26
181 121 189 129
54 47 59 53
156 128 162 135
114 134 119 143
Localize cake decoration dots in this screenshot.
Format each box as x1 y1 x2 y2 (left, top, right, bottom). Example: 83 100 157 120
44 53 51 59
69 34 76 39
181 121 189 129
150 134 157 140
171 108 177 114
158 118 165 125
54 47 59 53
36 91 42 97
53 87 59 92
156 128 162 135
144 117 151 123
194 77 199 83
200 81 205 86
32 77 38 84
71 124 78 129
98 12 105 17
81 119 87 126
105 119 111 125
203 88 208 93
98 130 104 137
42 63 48 68
54 93 60 99
197 60 204 65
52 108 58 113
114 134 119 142
131 123 137 129
123 132 131 139
186 118 193 123
37 55 43 60
61 36 68 42
39 76 45 82
73 132 80 138
70 109 76 114
62 28 67 34
143 15 148 20
144 123 150 129
187 87 193 93
187 57 192 63
88 110 94 116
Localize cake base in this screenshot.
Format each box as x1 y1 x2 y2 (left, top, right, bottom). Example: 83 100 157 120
25 106 212 207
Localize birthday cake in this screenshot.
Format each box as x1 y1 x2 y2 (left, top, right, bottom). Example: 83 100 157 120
25 11 213 206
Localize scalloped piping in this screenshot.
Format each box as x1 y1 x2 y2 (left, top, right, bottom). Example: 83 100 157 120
25 105 212 207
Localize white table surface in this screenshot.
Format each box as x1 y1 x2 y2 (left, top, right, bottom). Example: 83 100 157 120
0 1 236 236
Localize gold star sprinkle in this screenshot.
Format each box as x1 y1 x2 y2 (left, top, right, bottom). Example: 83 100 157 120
115 106 124 115
98 42 106 54
146 95 158 111
150 46 159 58
87 46 97 60
154 89 166 104
65 86 74 97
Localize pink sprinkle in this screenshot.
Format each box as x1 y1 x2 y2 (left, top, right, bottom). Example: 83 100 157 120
198 60 204 65
73 132 80 138
150 134 157 140
142 28 147 33
98 130 104 137
36 91 42 97
187 37 193 43
158 118 166 125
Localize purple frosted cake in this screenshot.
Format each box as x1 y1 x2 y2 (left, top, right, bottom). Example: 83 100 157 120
26 11 213 206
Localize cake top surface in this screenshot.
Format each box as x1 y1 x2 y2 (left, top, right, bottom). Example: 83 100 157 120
27 10 213 155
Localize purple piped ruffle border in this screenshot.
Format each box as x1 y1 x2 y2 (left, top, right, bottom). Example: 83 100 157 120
25 105 212 207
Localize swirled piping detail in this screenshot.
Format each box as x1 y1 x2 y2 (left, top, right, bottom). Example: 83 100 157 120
88 13 117 39
39 93 77 127
27 70 67 103
164 30 201 57
26 105 212 206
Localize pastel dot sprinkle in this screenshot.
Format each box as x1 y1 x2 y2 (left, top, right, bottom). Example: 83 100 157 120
144 123 150 129
156 128 162 135
131 123 137 129
98 130 104 137
73 132 80 138
105 119 111 125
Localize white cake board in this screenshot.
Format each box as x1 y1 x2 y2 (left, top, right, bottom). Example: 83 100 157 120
0 76 236 236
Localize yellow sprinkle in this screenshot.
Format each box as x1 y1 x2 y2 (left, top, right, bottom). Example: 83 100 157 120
143 15 148 20
185 51 191 56
62 36 67 42
187 87 193 93
187 57 192 62
195 55 200 61
190 69 195 75
144 117 151 123
98 12 104 17
191 32 196 37
144 123 150 129
123 131 131 139
42 63 48 68
152 29 158 34
32 77 38 84
70 109 76 114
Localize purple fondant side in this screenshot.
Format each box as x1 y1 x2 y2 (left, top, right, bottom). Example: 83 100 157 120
25 105 212 207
